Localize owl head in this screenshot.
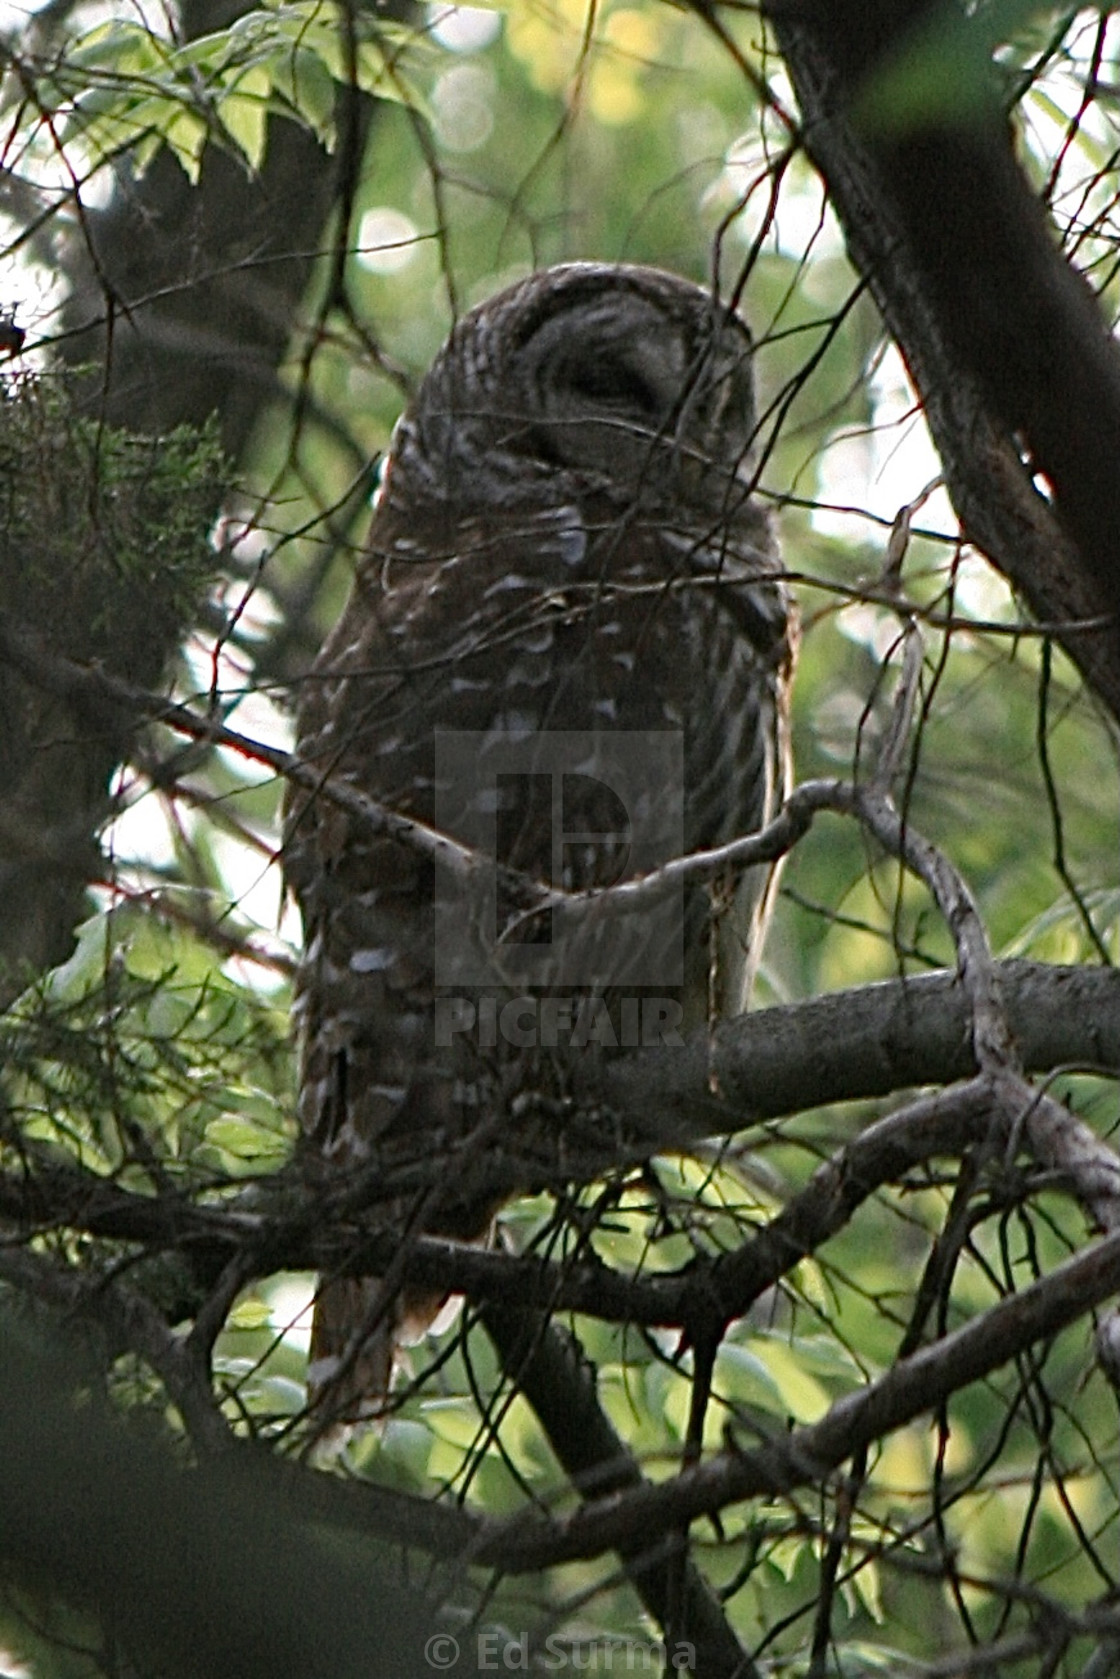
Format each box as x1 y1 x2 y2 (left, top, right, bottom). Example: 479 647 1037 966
386 263 762 521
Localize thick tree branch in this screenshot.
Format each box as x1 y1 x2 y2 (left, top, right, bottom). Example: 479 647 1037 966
602 960 1119 1146
759 0 1120 716
3 954 1116 1330
6 606 1117 1104
0 1305 442 1679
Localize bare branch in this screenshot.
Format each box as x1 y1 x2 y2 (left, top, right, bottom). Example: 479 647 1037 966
871 616 924 791
847 780 1017 1073
474 1222 1120 1571
2 1060 1112 1339
0 615 490 892
603 962 1119 1144
0 614 1071 1084
1 963 1115 1319
988 1066 1120 1393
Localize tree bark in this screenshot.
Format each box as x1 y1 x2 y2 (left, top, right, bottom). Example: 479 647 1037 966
760 0 1120 718
57 0 363 452
0 0 375 984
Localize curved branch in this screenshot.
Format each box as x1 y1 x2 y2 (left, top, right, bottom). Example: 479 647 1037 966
4 954 1116 1329
6 628 1117 1078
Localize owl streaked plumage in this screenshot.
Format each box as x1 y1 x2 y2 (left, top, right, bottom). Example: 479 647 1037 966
283 263 795 1425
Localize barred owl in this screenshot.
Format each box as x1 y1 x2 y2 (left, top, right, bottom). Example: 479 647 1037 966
284 263 795 1425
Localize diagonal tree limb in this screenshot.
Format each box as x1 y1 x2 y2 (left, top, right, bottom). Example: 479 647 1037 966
1 949 1116 1331
753 0 1120 717
482 1303 763 1679
472 1221 1120 1573
5 621 1117 1078
0 1060 1113 1341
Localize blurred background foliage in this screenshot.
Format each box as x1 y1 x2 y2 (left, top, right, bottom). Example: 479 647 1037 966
0 0 1118 1674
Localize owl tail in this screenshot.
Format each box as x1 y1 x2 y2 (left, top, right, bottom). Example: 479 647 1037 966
307 1276 397 1430
307 1277 462 1433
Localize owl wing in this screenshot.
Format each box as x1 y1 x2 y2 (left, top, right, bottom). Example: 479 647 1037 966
284 494 791 1422
286 500 623 1417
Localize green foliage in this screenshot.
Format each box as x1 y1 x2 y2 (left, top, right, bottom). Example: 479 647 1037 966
0 372 223 671
2 899 292 1183
34 4 429 181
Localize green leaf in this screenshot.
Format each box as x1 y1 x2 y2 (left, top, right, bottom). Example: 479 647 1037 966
217 63 271 171
205 1115 289 1164
268 44 336 141
855 0 1062 135
28 2 433 178
161 104 210 182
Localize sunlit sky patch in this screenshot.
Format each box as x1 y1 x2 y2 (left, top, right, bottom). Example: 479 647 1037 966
428 3 501 56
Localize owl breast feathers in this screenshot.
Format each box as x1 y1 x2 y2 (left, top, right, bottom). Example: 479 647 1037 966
283 262 796 1424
